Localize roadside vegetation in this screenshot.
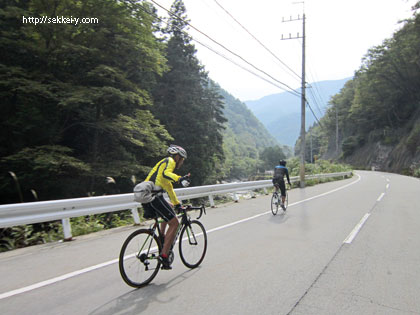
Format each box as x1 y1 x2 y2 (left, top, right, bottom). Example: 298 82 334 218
295 3 420 176
0 159 352 252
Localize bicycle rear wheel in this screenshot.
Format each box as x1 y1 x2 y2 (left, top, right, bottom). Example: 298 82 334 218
119 229 161 288
271 192 279 215
179 220 207 268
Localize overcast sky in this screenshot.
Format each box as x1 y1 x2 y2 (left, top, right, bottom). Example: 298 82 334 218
154 0 416 102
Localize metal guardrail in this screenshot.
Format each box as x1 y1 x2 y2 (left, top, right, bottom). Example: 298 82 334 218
0 171 352 239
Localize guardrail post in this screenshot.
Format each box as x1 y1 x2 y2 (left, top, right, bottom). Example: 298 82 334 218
208 195 215 208
251 191 256 198
233 193 239 202
0 172 352 231
62 218 73 241
131 207 141 225
263 188 268 195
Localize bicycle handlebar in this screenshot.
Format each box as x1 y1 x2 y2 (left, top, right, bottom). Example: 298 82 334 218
180 205 206 220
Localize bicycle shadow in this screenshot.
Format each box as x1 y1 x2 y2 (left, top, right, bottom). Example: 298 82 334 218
268 210 289 224
89 267 201 315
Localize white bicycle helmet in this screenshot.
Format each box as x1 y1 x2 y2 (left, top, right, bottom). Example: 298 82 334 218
167 145 187 159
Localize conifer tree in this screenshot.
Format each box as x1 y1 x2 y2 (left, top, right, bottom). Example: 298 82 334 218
0 0 172 202
153 0 226 185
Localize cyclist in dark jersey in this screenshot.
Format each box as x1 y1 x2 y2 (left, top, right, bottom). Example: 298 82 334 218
272 160 291 210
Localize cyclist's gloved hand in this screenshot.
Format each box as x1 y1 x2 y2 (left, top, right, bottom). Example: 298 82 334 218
178 173 191 187
175 203 183 213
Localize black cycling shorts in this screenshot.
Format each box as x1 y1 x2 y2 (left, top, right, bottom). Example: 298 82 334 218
142 194 176 222
272 178 286 197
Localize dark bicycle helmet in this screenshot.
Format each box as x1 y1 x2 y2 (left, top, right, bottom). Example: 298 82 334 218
167 145 187 159
279 159 286 166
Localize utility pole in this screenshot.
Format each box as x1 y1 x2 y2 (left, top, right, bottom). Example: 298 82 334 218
281 3 306 188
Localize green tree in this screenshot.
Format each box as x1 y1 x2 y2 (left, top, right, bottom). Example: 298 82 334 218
0 0 172 202
259 146 286 171
152 0 226 185
294 2 420 168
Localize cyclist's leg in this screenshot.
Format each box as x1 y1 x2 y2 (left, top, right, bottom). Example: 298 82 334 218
279 181 286 204
272 178 279 193
159 222 167 246
152 196 179 256
162 217 178 255
160 222 167 236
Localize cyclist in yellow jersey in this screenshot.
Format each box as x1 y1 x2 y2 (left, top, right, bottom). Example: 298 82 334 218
142 145 190 269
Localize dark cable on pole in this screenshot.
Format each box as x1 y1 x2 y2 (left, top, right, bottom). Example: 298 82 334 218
212 0 302 82
151 0 302 97
139 3 300 96
281 2 306 188
300 10 306 188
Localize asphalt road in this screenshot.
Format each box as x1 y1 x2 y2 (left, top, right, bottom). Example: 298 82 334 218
1 170 419 315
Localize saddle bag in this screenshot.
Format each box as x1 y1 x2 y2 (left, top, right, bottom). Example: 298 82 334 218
133 181 158 204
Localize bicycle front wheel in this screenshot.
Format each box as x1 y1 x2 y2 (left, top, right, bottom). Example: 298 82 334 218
284 191 288 211
119 229 161 288
271 193 279 215
179 220 207 268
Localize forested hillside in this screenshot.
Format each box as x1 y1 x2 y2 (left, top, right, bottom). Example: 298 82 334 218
0 0 287 205
295 2 420 177
217 87 284 179
0 0 227 204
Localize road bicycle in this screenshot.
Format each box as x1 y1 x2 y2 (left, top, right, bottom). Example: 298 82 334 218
271 186 288 215
119 205 207 288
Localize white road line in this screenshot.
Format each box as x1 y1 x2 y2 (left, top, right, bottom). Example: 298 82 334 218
0 173 361 300
377 192 385 202
208 173 362 233
343 213 371 244
0 259 118 300
386 184 390 189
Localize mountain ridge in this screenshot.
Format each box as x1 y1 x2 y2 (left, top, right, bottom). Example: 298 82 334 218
245 77 352 147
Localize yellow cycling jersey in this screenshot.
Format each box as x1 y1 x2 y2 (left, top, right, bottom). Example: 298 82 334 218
145 157 181 205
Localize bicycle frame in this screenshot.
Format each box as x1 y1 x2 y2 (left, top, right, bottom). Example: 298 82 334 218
151 207 196 250
119 204 207 287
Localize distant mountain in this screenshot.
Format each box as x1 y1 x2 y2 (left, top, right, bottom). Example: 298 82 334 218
219 88 279 149
245 78 352 147
215 86 283 179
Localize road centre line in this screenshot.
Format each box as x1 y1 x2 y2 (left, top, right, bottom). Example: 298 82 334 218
343 189 386 245
343 213 371 244
0 173 361 300
377 192 385 202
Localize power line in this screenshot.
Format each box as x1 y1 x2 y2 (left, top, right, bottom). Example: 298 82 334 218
296 39 327 121
139 3 300 96
306 67 328 114
196 40 301 93
307 84 324 117
305 99 323 127
212 0 302 82
150 0 301 97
